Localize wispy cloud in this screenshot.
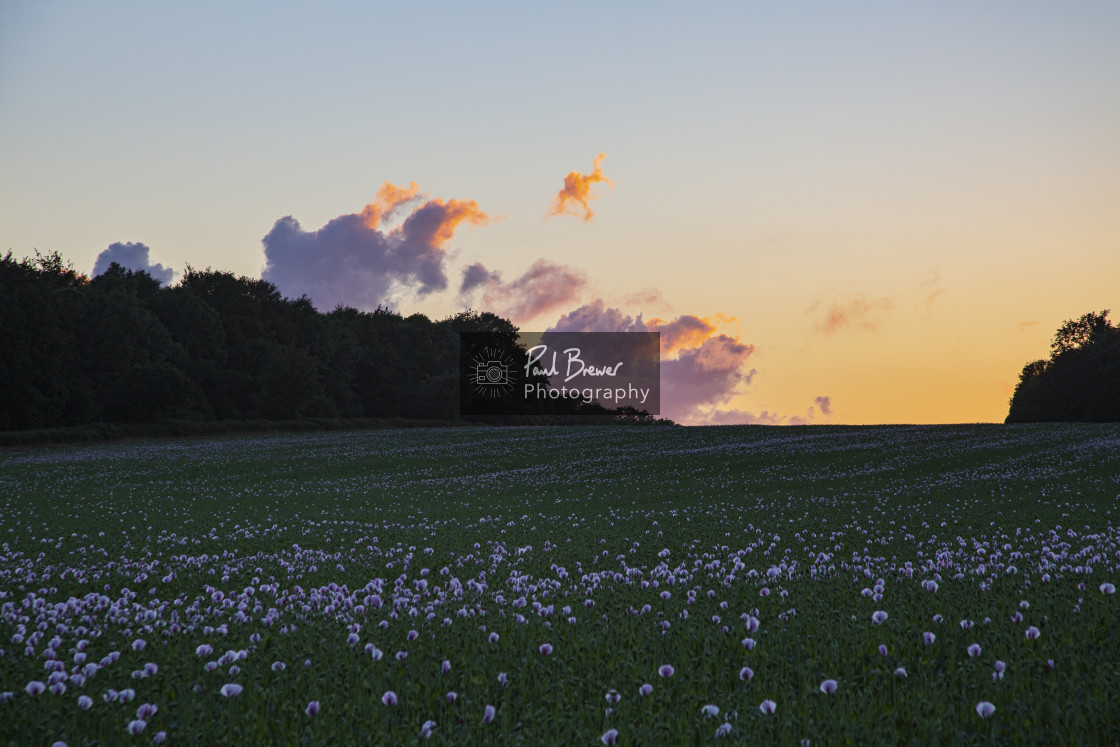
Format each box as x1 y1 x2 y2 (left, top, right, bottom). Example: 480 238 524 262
917 269 945 309
814 293 895 334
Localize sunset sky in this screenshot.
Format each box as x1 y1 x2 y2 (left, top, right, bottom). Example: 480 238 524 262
2 2 1117 424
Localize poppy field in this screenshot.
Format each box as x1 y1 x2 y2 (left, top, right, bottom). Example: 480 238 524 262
1 424 1118 745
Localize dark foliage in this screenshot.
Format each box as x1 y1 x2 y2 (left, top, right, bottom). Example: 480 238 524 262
1006 310 1120 423
1 251 666 432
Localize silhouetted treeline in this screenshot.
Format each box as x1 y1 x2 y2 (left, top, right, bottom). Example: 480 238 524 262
1006 310 1120 423
0 251 663 431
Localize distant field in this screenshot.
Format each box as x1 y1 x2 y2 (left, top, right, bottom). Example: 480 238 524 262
1 424 1118 745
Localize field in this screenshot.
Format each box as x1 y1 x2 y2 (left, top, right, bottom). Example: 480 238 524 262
1 424 1118 745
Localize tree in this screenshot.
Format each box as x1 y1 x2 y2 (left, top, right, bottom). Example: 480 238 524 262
1051 310 1111 357
1007 311 1120 423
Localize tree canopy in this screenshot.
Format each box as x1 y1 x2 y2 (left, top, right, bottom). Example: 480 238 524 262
1006 310 1120 423
0 250 664 431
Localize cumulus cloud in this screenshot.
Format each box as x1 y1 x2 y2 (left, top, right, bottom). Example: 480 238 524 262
461 259 588 325
262 181 494 310
547 153 613 221
92 242 175 285
660 335 756 421
815 293 894 334
549 300 755 423
548 298 648 333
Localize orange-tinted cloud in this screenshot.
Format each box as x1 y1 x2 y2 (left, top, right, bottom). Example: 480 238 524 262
360 181 423 229
547 300 755 423
646 315 717 356
400 197 494 248
262 182 493 310
547 153 613 221
659 335 756 422
816 293 895 334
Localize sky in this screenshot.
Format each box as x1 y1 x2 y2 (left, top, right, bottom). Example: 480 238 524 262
2 1 1118 425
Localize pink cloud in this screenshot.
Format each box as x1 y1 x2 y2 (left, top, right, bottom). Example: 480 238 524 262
462 259 588 325
549 300 756 423
815 293 894 334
